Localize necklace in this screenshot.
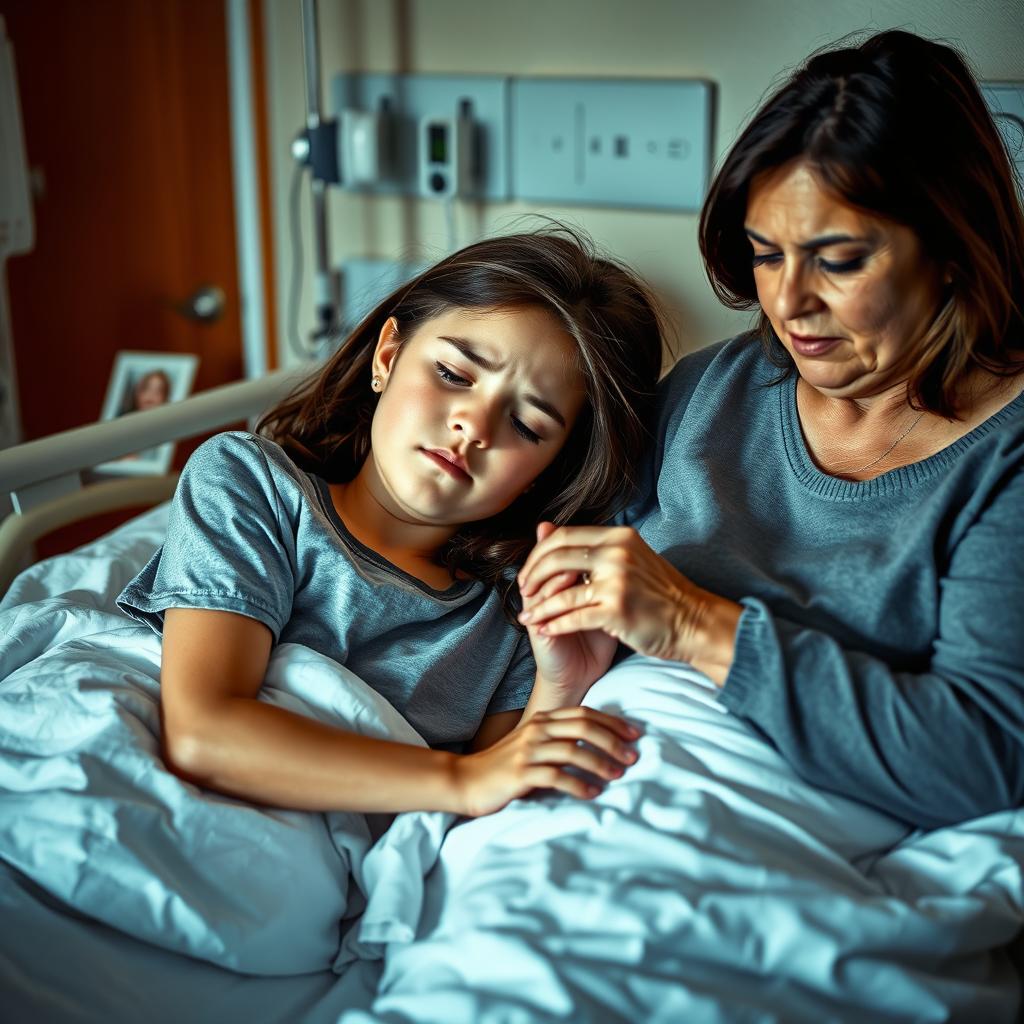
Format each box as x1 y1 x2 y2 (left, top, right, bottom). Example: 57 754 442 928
849 410 926 474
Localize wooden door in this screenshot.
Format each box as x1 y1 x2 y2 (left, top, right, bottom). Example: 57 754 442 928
1 0 273 553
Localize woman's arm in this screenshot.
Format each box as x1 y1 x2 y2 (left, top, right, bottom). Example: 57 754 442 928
717 460 1024 828
516 509 1024 829
714 600 1023 828
161 607 639 817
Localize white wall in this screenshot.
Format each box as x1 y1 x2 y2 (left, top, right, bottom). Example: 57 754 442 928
263 0 1024 367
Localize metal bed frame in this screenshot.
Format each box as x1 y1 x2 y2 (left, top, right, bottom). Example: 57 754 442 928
0 367 306 593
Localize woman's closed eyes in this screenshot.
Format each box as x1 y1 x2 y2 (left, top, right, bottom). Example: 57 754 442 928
751 252 867 274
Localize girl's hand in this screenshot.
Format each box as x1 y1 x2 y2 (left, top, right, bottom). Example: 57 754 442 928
452 706 640 818
517 525 742 681
522 522 619 703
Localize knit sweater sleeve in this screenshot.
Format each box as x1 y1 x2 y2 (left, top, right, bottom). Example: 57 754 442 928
720 458 1024 829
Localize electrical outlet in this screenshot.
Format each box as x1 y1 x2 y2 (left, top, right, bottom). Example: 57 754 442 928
510 78 713 210
331 73 511 201
982 82 1024 181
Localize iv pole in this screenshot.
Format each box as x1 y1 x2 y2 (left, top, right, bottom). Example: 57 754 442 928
297 0 341 350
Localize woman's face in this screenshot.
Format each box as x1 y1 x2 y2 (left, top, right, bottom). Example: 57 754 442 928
745 159 946 399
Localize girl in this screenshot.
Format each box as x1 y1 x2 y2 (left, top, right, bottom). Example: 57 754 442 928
117 227 664 819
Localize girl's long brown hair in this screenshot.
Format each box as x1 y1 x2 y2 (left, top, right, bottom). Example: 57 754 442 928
258 224 666 621
699 29 1024 416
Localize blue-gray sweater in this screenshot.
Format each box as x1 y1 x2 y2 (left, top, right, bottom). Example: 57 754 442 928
628 335 1024 828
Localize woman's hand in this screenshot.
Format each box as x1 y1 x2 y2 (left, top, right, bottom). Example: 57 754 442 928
452 706 640 818
522 522 619 704
517 524 742 684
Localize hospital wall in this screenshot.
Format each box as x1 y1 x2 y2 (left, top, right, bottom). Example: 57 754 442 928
262 0 1024 368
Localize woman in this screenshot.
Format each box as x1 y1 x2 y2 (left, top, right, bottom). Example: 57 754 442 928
517 29 1024 829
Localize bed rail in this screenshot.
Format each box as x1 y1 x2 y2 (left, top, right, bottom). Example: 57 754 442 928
0 367 307 513
0 366 309 593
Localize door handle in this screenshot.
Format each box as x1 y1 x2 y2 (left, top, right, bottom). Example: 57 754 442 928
175 285 226 323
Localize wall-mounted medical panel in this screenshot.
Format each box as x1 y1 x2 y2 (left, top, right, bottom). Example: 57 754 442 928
331 73 511 201
511 78 713 211
982 83 1024 182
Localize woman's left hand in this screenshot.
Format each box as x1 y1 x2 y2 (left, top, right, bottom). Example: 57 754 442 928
518 524 741 680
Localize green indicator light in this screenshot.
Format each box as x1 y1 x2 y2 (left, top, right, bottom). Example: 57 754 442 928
429 124 448 163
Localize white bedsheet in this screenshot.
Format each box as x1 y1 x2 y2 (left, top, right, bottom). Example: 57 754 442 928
0 506 444 976
340 655 1024 1022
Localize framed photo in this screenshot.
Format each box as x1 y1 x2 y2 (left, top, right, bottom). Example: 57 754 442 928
95 350 199 476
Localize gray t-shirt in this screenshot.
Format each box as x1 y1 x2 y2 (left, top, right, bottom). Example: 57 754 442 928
118 431 535 749
627 335 1024 828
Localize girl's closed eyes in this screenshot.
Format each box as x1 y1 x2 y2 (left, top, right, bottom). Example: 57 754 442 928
434 361 545 444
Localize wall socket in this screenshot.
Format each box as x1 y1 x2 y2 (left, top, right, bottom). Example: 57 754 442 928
511 78 713 211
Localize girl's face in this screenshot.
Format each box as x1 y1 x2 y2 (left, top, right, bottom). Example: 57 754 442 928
746 159 945 399
365 305 587 527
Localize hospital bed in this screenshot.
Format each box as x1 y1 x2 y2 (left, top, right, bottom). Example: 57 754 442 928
1 375 1023 1023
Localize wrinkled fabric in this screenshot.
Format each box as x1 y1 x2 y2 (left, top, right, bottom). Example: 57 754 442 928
0 588 444 973
340 654 1024 1023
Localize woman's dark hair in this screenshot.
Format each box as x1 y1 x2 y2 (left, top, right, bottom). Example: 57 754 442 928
258 224 665 620
699 29 1024 416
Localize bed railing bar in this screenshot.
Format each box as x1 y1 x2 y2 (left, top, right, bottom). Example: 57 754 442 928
0 366 308 505
0 474 181 593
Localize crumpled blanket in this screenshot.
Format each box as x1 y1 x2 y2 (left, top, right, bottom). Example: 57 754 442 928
338 654 1024 1023
0 589 440 975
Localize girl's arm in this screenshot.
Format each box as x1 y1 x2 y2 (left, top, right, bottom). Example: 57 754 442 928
469 710 522 750
161 607 639 818
514 522 623 715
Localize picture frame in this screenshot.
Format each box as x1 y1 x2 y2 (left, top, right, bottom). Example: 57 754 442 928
94 350 199 476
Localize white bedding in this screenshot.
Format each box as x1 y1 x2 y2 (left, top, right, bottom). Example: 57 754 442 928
0 507 443 976
340 656 1024 1021
1 507 1022 1022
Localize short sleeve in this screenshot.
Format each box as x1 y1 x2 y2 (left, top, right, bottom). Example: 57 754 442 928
485 630 536 715
117 432 297 638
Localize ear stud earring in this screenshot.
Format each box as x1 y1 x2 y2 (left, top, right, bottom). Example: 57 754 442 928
371 375 383 392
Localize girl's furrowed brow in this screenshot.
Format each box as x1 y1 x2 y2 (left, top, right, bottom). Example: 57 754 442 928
441 336 505 372
441 335 566 427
